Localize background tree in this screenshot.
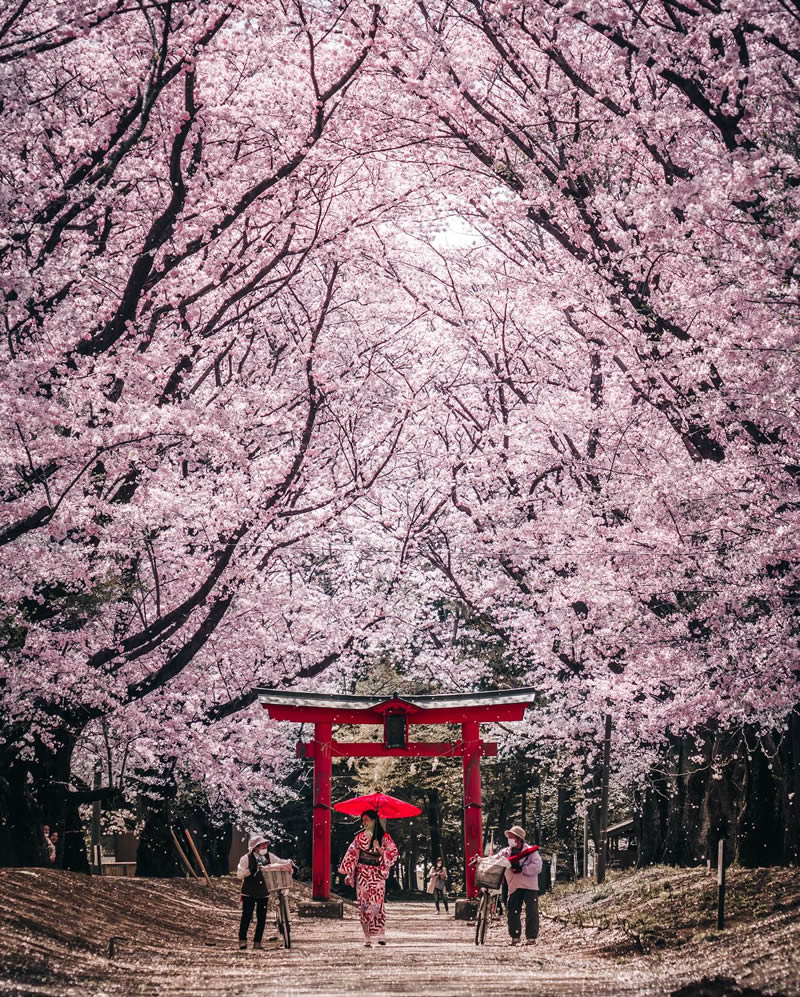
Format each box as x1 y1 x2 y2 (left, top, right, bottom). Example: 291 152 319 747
2 0 798 871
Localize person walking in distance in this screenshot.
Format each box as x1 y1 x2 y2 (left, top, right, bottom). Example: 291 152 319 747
48 830 59 867
41 825 55 865
496 825 542 946
427 857 449 913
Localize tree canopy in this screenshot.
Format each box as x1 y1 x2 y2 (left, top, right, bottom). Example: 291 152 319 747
1 0 798 866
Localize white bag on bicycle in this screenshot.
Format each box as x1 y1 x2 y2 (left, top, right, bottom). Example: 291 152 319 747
474 855 509 890
262 862 292 891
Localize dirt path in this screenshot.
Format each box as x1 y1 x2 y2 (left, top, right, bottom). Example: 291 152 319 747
1 869 798 996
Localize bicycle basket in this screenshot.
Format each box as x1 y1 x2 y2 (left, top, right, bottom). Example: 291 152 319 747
262 863 292 891
474 859 506 890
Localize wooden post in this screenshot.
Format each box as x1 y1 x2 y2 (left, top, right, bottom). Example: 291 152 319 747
183 828 211 886
717 839 726 929
583 812 589 879
312 721 333 901
596 715 612 885
91 760 102 874
169 827 197 878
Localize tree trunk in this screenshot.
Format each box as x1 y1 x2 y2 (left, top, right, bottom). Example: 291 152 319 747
783 710 800 863
736 726 788 866
409 820 418 891
638 781 666 866
186 815 231 877
556 767 576 843
136 788 183 877
0 727 87 870
496 789 512 844
0 751 48 866
426 788 442 862
660 734 684 864
636 721 800 868
62 794 91 873
596 715 611 884
584 754 603 856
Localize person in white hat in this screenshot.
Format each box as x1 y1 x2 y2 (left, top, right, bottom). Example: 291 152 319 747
235 833 292 950
496 824 543 946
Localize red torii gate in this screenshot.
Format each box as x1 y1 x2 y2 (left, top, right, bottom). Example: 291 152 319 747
256 688 535 901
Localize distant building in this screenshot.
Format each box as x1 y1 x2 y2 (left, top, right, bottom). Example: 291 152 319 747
99 831 138 877
607 818 638 869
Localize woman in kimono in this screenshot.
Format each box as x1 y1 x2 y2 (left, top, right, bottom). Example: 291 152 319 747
338 809 399 946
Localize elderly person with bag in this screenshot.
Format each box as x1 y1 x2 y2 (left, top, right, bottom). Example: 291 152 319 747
495 824 543 946
235 832 292 950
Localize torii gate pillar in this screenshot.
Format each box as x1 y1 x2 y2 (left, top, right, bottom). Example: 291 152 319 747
462 720 483 899
312 721 332 902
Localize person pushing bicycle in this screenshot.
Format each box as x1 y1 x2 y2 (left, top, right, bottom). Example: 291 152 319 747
495 824 542 946
236 833 293 950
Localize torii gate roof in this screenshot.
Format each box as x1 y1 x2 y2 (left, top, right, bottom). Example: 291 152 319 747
256 687 535 724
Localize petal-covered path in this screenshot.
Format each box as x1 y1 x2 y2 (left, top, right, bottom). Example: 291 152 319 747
2 869 798 997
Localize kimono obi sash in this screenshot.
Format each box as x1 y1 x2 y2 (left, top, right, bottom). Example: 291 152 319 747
358 848 381 866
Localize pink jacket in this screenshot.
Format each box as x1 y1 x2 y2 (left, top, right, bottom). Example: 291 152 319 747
497 845 543 895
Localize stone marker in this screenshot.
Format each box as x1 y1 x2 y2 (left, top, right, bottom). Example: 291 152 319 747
454 899 478 921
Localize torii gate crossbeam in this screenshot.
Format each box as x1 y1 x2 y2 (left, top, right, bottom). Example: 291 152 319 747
257 688 535 903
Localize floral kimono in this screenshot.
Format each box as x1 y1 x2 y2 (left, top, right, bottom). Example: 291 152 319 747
338 828 399 941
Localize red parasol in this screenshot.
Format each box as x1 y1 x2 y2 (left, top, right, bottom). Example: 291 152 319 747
333 791 422 819
508 844 539 864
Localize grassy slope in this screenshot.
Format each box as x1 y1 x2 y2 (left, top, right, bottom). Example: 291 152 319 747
543 865 800 954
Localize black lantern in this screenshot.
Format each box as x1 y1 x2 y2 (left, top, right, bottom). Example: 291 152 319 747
384 710 408 749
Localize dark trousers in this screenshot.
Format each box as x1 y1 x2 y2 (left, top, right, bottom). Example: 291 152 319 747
239 896 268 942
507 888 539 940
433 887 449 912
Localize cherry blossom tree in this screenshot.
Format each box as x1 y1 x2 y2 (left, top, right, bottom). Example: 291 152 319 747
0 0 424 864
1 0 798 869
371 0 800 862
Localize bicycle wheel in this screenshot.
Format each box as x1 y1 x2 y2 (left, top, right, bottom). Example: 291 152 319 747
475 892 489 945
279 891 291 949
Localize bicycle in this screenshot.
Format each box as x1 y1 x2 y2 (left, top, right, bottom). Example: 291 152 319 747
473 857 508 945
263 863 293 949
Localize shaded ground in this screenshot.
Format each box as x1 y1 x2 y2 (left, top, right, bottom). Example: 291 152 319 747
541 865 800 996
0 865 798 996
